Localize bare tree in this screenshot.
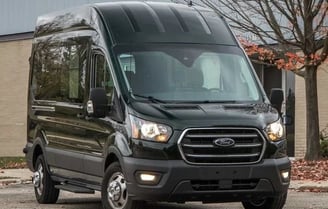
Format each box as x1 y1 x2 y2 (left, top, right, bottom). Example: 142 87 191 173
200 0 328 160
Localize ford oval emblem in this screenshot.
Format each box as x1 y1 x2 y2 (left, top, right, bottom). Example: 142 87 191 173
213 138 235 147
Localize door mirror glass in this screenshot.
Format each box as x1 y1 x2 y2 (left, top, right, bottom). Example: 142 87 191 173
88 88 107 118
270 88 284 113
282 115 293 126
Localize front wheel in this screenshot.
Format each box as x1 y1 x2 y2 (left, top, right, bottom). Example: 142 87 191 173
242 193 287 209
33 155 59 204
101 162 143 209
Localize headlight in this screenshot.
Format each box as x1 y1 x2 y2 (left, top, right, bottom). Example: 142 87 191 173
266 120 284 141
130 115 172 143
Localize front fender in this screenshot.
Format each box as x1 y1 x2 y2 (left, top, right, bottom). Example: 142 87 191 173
103 131 132 172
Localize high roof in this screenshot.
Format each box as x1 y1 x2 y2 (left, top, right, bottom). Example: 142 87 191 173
96 1 237 45
34 1 237 45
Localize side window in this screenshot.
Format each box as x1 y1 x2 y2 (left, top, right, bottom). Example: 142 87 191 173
118 54 135 73
118 54 136 91
94 54 114 104
31 39 88 103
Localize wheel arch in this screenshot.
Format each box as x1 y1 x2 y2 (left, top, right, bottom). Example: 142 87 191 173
104 146 124 172
32 144 43 170
30 130 49 171
103 131 132 173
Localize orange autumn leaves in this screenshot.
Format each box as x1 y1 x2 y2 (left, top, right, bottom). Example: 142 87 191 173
239 38 327 71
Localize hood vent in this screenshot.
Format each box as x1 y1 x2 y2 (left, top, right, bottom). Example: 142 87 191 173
223 104 255 110
161 105 200 110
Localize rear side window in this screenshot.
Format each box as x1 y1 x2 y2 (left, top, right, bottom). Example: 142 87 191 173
31 38 88 103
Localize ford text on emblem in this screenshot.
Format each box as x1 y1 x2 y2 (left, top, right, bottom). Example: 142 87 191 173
213 138 235 147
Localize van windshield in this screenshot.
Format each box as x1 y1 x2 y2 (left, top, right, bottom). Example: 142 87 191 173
115 45 262 103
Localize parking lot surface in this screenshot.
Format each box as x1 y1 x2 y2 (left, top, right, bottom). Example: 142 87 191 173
0 184 327 209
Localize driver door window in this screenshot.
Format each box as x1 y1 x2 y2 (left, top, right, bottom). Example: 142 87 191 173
94 53 114 105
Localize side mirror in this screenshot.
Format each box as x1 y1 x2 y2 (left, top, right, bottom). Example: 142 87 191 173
87 88 107 118
270 88 284 113
282 115 293 126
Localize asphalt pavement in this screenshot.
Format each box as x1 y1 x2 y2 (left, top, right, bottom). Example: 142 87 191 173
1 169 328 209
0 184 328 209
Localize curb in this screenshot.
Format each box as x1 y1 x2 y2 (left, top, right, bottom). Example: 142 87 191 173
0 169 32 187
0 178 32 186
289 181 328 192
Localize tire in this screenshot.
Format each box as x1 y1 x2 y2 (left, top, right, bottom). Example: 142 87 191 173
33 155 60 204
242 193 287 209
101 162 143 209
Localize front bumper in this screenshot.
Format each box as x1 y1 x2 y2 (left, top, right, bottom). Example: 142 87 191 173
122 157 290 203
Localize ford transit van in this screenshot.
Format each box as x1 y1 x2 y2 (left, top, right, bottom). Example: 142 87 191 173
24 2 290 209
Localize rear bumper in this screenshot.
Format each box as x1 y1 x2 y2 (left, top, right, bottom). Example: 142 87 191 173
122 157 290 203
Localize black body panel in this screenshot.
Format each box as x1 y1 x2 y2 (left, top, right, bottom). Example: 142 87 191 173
97 2 236 45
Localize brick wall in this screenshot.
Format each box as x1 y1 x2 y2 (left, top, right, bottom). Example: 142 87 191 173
0 39 31 156
295 63 328 158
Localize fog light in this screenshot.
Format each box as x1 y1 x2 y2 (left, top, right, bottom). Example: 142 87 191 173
136 171 161 185
140 173 156 181
281 170 290 182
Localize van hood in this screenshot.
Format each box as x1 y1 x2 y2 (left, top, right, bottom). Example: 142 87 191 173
129 102 280 131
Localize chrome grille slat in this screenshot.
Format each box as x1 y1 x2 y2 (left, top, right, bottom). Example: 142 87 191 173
185 133 258 138
185 152 260 158
178 128 266 165
181 143 262 148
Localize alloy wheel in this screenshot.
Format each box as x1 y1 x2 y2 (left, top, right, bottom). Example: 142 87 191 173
107 172 128 209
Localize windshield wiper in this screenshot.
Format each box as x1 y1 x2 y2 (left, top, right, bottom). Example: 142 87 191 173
216 100 237 104
132 94 167 104
182 100 237 104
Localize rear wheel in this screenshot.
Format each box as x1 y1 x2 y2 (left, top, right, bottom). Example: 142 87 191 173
101 162 143 209
242 193 287 209
33 155 59 204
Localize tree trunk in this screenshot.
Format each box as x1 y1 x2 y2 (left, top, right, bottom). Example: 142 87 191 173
304 66 321 160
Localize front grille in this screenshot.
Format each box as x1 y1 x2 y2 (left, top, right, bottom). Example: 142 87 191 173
178 128 265 164
191 179 259 191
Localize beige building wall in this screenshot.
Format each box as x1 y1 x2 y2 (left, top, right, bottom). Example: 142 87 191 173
295 63 328 158
0 39 31 156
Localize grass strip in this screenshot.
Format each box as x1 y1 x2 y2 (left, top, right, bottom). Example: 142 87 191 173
0 157 27 169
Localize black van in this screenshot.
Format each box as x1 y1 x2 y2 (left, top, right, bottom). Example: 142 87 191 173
24 2 290 209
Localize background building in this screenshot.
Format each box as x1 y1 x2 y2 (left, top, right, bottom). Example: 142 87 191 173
295 64 328 158
0 0 113 156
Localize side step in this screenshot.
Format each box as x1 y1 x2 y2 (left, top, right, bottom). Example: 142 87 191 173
55 184 95 194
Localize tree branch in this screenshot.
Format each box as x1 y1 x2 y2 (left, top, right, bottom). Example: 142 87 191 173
284 0 306 42
313 2 328 33
293 66 306 77
258 1 285 41
312 0 325 17
296 0 305 20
